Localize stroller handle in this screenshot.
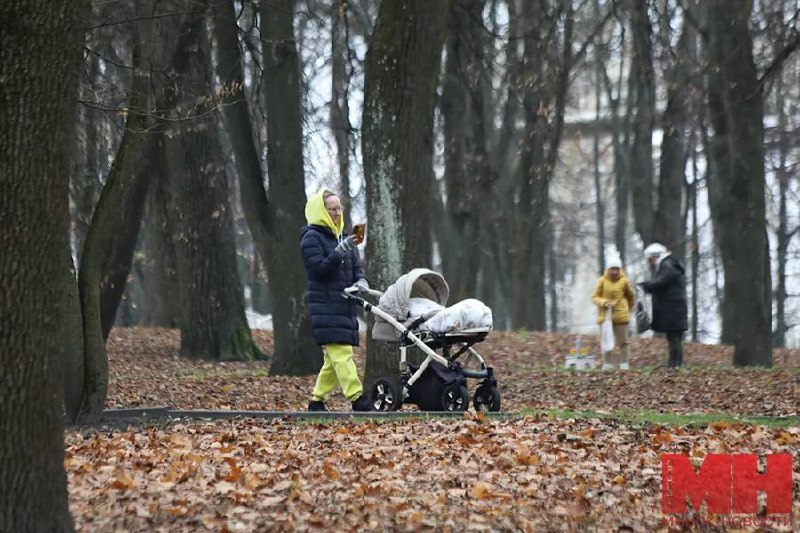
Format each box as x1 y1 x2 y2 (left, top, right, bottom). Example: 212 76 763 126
343 286 383 298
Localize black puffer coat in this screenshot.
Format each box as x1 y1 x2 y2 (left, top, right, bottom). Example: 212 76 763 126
640 255 688 333
300 225 364 346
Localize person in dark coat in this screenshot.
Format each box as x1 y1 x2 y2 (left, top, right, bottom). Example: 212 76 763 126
300 190 371 411
638 243 688 368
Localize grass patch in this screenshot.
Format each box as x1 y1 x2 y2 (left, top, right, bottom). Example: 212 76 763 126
174 366 271 380
532 408 800 429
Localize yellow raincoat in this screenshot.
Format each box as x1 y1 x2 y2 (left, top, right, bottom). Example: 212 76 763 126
592 269 635 324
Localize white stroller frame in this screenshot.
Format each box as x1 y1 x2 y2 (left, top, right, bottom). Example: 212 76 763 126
343 274 499 412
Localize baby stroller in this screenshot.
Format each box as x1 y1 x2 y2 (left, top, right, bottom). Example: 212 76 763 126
342 268 500 412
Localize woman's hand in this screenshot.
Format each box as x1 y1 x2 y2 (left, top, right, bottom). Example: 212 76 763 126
335 236 358 255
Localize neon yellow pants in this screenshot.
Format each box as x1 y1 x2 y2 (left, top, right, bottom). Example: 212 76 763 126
311 344 363 402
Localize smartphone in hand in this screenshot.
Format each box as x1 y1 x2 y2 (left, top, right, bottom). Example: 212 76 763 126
352 223 365 244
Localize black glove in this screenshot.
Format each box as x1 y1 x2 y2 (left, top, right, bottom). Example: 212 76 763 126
335 236 357 255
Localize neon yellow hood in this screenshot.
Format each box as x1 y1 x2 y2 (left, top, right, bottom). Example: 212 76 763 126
304 190 343 237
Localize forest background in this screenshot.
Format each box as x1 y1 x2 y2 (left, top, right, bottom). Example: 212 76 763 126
3 0 800 529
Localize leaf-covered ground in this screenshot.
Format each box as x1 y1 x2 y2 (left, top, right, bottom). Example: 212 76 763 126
105 328 800 416
67 416 800 531
64 328 800 531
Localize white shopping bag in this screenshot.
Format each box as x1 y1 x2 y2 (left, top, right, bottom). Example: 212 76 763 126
600 309 615 353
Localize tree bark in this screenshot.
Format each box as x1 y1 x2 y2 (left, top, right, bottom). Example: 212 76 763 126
137 139 181 328
259 0 323 374
78 37 152 419
0 0 84 528
331 1 353 221
510 0 574 331
362 0 449 384
441 0 491 302
653 14 694 262
98 3 160 338
165 10 257 361
63 252 85 422
628 0 655 245
71 52 103 264
705 0 772 366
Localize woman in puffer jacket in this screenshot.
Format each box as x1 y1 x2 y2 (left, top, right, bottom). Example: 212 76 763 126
592 254 635 370
300 190 371 412
639 242 688 368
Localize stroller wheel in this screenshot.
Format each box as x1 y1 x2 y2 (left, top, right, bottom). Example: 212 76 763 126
369 378 400 412
472 385 501 412
441 384 469 412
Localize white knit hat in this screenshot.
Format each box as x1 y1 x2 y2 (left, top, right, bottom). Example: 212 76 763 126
643 242 668 258
606 254 622 269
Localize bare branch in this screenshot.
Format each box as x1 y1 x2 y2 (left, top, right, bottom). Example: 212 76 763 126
759 29 800 86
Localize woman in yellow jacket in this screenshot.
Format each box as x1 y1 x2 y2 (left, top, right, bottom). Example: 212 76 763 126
592 254 635 370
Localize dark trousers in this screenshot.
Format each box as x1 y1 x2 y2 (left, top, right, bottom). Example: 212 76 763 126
666 331 683 368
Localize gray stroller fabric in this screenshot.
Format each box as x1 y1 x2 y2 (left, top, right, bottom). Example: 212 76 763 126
372 269 449 341
378 268 449 320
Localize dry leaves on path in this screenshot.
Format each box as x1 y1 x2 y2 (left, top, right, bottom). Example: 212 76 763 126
66 415 800 532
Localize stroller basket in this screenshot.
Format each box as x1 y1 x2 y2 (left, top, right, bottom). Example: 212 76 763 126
343 268 500 413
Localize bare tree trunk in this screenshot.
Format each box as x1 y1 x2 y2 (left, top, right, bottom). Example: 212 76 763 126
137 141 180 328
705 0 772 366
78 37 152 419
96 1 163 339
773 57 792 348
511 0 574 331
441 0 490 302
690 136 700 343
165 10 257 361
0 0 84 528
593 53 605 274
628 0 655 245
72 52 103 263
600 51 632 263
486 0 522 319
62 251 85 422
653 15 694 262
362 0 448 384
331 1 353 220
259 0 323 374
547 224 559 331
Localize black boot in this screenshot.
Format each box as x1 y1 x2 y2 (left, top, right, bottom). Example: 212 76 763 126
351 395 372 412
308 400 330 412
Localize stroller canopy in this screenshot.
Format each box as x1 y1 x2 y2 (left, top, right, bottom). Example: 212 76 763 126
378 268 449 321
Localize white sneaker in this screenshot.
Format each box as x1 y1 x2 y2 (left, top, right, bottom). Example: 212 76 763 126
619 363 630 371
602 363 615 371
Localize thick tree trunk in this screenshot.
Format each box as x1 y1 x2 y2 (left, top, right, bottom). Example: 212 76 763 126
63 252 85 423
98 134 155 339
0 0 84 528
98 149 155 338
706 0 772 366
653 19 694 262
511 0 573 331
331 1 353 221
628 0 655 245
78 39 152 419
362 0 448 384
166 11 257 361
441 0 490 302
259 0 323 374
71 53 103 263
137 140 181 328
